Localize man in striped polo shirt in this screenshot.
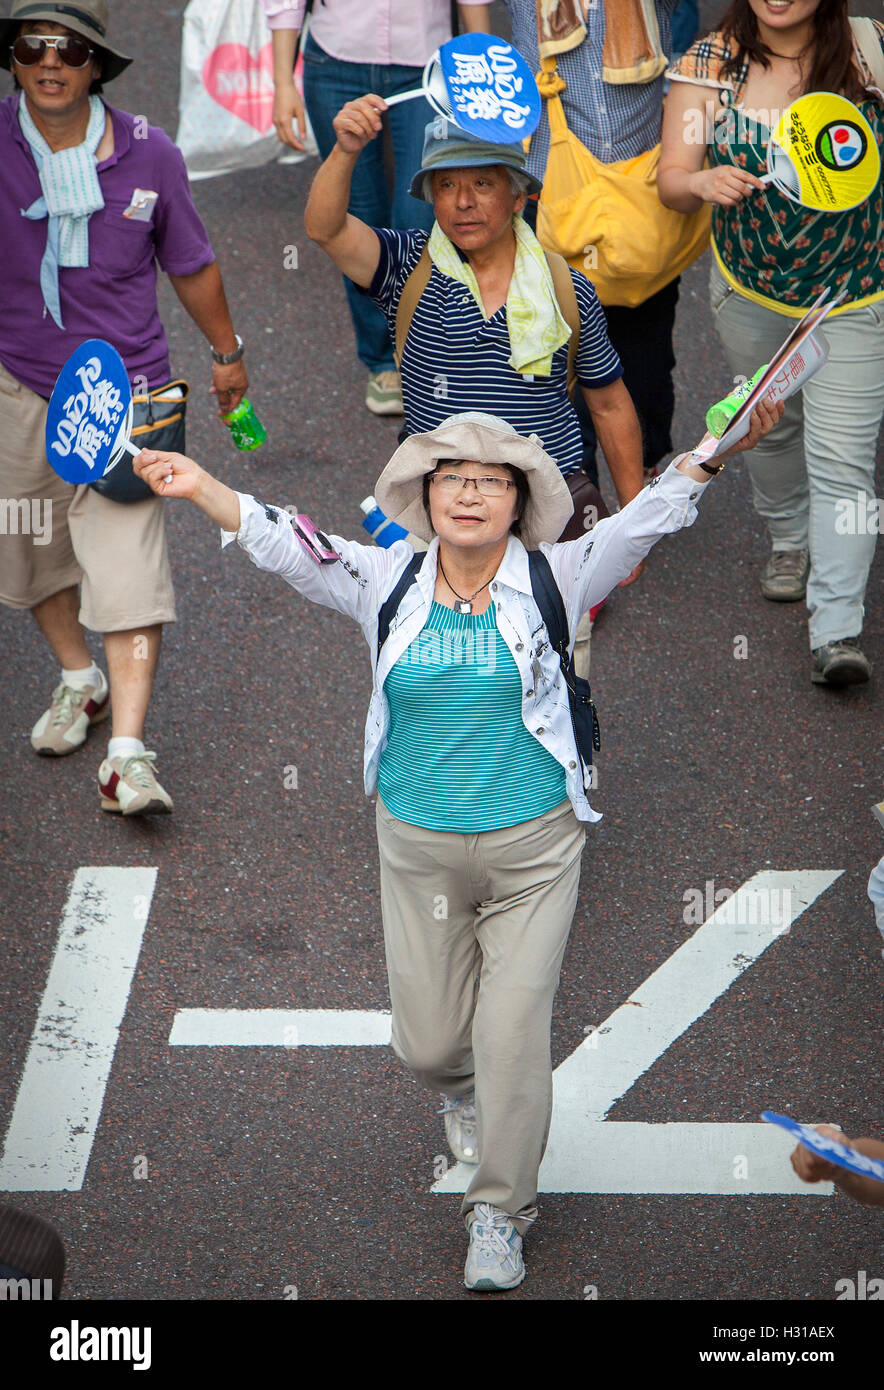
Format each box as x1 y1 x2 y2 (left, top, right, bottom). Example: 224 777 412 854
304 99 645 525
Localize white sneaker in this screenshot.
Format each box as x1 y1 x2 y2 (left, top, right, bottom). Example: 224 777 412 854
365 370 404 416
31 670 109 756
464 1204 525 1291
438 1093 479 1164
98 750 173 816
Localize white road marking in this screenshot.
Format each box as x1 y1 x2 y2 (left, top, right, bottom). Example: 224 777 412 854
169 1008 392 1047
0 868 156 1193
433 870 842 1195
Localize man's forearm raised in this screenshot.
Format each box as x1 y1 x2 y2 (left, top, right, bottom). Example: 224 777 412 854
304 97 386 287
304 145 361 247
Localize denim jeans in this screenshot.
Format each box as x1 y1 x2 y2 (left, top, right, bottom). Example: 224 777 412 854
710 260 884 649
302 32 435 374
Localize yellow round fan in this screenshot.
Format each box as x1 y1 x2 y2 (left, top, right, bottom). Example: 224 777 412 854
764 92 880 212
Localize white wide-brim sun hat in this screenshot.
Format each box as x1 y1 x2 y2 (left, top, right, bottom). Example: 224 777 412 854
374 413 574 549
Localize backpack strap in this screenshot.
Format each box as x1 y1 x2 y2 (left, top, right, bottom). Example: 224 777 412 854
850 17 884 93
376 553 424 657
528 549 601 760
545 250 580 399
393 244 432 370
527 548 570 657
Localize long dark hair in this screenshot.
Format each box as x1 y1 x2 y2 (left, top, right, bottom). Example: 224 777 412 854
718 0 866 102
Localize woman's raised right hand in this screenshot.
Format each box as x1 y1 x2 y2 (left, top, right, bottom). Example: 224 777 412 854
689 165 765 207
134 449 205 501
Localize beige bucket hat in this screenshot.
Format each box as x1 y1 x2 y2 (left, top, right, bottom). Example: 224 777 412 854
374 413 574 549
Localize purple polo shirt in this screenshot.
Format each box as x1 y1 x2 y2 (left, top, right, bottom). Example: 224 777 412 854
0 94 215 398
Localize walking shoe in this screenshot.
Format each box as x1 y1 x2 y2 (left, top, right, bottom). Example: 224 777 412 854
464 1204 525 1291
31 671 110 756
365 370 404 416
98 751 173 815
811 637 870 687
759 548 810 601
439 1094 479 1164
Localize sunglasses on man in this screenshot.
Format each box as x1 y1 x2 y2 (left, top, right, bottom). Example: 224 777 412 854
11 34 94 69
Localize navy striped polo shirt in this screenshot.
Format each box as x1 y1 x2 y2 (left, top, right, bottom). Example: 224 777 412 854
364 227 623 475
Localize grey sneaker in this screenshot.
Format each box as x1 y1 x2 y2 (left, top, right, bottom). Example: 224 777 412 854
464 1204 525 1291
439 1094 479 1164
31 671 110 756
760 548 810 601
365 370 404 416
811 637 870 687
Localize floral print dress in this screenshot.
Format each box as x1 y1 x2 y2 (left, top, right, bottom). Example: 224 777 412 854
667 25 884 316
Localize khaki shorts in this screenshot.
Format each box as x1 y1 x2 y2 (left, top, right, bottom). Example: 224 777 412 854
0 360 176 631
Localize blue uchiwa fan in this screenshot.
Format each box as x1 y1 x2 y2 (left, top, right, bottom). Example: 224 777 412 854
45 338 171 487
762 1111 884 1183
384 32 541 144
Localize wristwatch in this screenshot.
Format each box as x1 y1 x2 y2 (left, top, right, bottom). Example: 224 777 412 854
687 449 725 476
210 333 244 364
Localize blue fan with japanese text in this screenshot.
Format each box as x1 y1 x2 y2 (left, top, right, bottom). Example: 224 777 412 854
45 339 137 485
385 32 541 144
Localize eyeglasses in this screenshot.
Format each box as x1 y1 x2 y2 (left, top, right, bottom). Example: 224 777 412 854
430 473 515 498
11 34 94 69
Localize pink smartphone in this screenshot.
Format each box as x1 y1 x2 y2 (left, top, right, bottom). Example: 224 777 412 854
290 513 340 565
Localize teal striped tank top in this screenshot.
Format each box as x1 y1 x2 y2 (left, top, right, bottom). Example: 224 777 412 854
378 600 567 832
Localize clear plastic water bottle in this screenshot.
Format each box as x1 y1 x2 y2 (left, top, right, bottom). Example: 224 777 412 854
224 398 267 451
360 495 408 547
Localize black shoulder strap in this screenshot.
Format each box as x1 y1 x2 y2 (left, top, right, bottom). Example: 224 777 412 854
527 549 569 657
378 549 572 663
377 553 424 657
529 548 601 757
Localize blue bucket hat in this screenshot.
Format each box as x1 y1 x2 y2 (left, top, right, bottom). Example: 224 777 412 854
409 118 543 201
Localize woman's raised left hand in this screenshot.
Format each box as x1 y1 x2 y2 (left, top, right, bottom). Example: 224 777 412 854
718 396 785 457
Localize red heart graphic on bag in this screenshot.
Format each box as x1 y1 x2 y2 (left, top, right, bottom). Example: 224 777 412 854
203 42 274 133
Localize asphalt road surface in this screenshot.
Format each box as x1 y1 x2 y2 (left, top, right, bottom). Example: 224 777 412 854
1 0 882 1341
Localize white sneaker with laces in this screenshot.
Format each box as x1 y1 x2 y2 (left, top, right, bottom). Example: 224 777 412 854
464 1203 525 1291
438 1093 479 1164
31 671 110 755
98 750 173 816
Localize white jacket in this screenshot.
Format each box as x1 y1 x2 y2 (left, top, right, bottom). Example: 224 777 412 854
221 460 709 823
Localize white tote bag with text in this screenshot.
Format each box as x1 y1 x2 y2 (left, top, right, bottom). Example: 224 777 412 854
176 0 317 180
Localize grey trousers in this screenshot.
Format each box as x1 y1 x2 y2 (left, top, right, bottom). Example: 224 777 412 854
709 261 884 649
375 795 586 1236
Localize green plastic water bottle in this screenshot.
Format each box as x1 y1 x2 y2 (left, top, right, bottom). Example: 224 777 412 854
224 398 267 451
705 365 769 438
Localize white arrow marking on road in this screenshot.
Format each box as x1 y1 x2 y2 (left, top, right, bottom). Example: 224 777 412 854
433 870 842 1195
0 867 156 1193
170 1008 392 1047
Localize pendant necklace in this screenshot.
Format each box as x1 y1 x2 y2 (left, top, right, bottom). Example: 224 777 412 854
438 558 493 615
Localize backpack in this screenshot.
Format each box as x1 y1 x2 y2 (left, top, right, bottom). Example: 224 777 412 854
393 245 583 399
376 551 600 777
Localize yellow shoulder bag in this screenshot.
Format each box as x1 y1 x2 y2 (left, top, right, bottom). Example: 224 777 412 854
535 56 711 308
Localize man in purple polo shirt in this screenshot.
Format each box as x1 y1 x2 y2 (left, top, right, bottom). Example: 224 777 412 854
0 0 250 816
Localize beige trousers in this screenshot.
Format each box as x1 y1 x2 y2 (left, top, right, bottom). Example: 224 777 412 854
0 360 175 630
375 795 586 1235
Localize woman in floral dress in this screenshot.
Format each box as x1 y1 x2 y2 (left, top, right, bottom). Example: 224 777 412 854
659 0 884 686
